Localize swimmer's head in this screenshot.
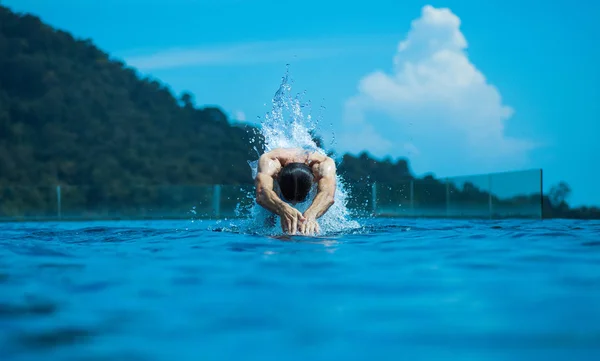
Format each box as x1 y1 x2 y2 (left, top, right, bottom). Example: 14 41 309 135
277 163 314 204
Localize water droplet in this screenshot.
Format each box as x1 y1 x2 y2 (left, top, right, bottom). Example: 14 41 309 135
232 67 360 235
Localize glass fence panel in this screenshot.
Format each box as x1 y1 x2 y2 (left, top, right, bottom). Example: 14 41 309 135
343 182 373 217
412 178 448 217
0 169 543 221
219 184 255 218
374 181 412 216
446 174 492 218
0 186 57 220
60 185 214 220
490 169 542 218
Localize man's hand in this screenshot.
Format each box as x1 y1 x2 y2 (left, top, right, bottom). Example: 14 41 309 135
299 215 320 236
279 206 306 235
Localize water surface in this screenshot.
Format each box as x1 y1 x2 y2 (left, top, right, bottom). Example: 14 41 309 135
1 218 599 361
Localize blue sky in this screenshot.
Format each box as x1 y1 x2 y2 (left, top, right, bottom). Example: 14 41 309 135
3 0 599 206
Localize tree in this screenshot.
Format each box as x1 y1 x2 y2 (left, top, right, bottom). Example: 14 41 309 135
180 92 194 108
548 182 571 207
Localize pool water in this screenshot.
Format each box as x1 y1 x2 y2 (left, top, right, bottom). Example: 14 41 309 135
1 218 600 361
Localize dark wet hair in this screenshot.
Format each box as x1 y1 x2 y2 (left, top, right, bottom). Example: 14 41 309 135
277 163 314 203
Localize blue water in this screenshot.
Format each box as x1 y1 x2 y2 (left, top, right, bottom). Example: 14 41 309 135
1 218 600 361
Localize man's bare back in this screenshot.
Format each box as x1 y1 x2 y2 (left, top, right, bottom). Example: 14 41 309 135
254 148 336 235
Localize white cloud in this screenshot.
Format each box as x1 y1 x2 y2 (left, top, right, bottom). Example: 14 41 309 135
338 122 393 155
339 5 536 177
122 37 387 71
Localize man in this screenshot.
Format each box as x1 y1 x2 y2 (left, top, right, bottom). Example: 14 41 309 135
255 148 336 236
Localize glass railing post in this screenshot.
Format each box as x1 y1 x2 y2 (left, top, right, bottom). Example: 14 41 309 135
56 185 62 220
445 179 450 217
212 184 221 218
371 182 377 216
410 180 414 217
488 174 493 219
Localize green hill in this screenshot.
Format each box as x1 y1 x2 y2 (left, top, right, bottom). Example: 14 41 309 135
0 5 256 190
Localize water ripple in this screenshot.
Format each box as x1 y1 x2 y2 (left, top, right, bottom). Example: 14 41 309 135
0 218 599 361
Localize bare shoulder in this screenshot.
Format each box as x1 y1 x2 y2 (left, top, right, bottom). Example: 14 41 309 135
311 154 336 179
257 150 283 177
307 151 329 163
260 148 298 162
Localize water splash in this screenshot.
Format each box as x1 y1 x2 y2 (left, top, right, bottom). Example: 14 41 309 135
235 67 360 236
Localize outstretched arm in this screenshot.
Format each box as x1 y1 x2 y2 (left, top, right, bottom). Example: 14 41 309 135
255 152 305 234
300 158 336 234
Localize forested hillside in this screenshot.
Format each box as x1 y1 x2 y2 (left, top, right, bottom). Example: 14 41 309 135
0 5 257 190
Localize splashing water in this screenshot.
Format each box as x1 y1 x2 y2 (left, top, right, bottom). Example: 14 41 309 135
235 68 360 236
